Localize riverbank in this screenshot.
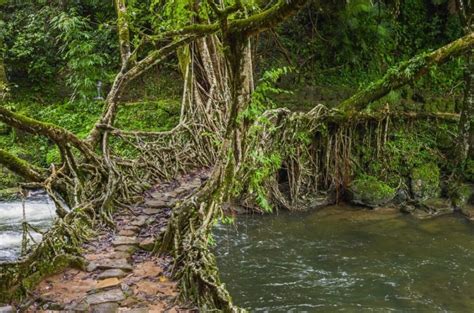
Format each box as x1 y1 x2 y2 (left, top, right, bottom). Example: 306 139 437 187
214 204 474 312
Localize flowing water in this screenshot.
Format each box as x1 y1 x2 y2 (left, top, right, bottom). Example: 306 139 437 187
0 193 56 262
214 205 474 312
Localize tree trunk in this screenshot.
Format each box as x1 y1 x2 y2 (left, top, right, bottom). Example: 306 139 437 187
456 50 474 164
0 44 8 100
159 33 254 310
454 0 473 166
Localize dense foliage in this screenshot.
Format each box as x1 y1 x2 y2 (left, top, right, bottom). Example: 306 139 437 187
0 0 471 189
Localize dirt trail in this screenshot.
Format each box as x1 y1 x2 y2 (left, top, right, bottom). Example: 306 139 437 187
26 170 208 313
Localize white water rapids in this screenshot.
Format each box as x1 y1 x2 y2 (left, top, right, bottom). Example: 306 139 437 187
0 193 56 262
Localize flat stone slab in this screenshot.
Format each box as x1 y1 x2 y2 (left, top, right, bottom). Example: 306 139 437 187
91 302 119 313
112 236 138 246
142 208 160 215
122 225 140 231
65 300 88 311
114 245 136 253
86 288 125 305
145 199 169 208
96 277 121 290
118 229 136 236
97 269 126 279
131 216 148 227
94 258 133 271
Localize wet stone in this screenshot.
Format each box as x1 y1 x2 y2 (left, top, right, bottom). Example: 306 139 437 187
94 258 133 271
97 269 127 279
86 288 125 305
91 302 120 313
112 236 138 246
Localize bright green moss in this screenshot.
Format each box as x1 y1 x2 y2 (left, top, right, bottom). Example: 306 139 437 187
411 162 441 200
350 175 396 207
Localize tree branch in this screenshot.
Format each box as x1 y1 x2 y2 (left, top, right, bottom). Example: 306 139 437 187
337 31 474 113
114 0 131 66
0 149 46 182
0 106 94 158
149 0 308 41
87 0 309 147
87 35 200 146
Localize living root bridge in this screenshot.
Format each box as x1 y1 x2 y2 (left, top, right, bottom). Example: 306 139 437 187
0 4 472 312
157 28 473 312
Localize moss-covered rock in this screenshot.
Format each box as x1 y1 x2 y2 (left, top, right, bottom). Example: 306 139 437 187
348 175 396 208
451 183 474 208
410 162 440 200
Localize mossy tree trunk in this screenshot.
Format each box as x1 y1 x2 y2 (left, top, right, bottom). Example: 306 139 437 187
0 39 8 100
337 32 474 113
455 0 473 165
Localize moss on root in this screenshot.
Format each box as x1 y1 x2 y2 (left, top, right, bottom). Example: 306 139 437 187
0 254 86 302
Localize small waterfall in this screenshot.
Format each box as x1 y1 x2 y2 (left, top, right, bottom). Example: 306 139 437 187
0 192 56 262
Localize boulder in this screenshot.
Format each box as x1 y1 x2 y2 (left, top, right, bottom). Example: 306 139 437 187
452 183 474 208
348 175 395 208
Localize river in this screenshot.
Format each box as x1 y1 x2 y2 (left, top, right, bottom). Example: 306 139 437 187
2 198 474 311
0 193 56 262
214 205 474 312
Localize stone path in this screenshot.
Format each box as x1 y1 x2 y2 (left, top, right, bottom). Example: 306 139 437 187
21 170 208 313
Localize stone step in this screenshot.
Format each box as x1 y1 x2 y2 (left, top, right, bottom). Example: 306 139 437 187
114 245 137 253
93 258 133 271
142 208 160 215
139 237 155 251
131 216 148 227
91 302 119 313
145 199 169 208
97 269 127 279
96 277 122 290
118 229 136 236
86 288 125 305
112 236 138 246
